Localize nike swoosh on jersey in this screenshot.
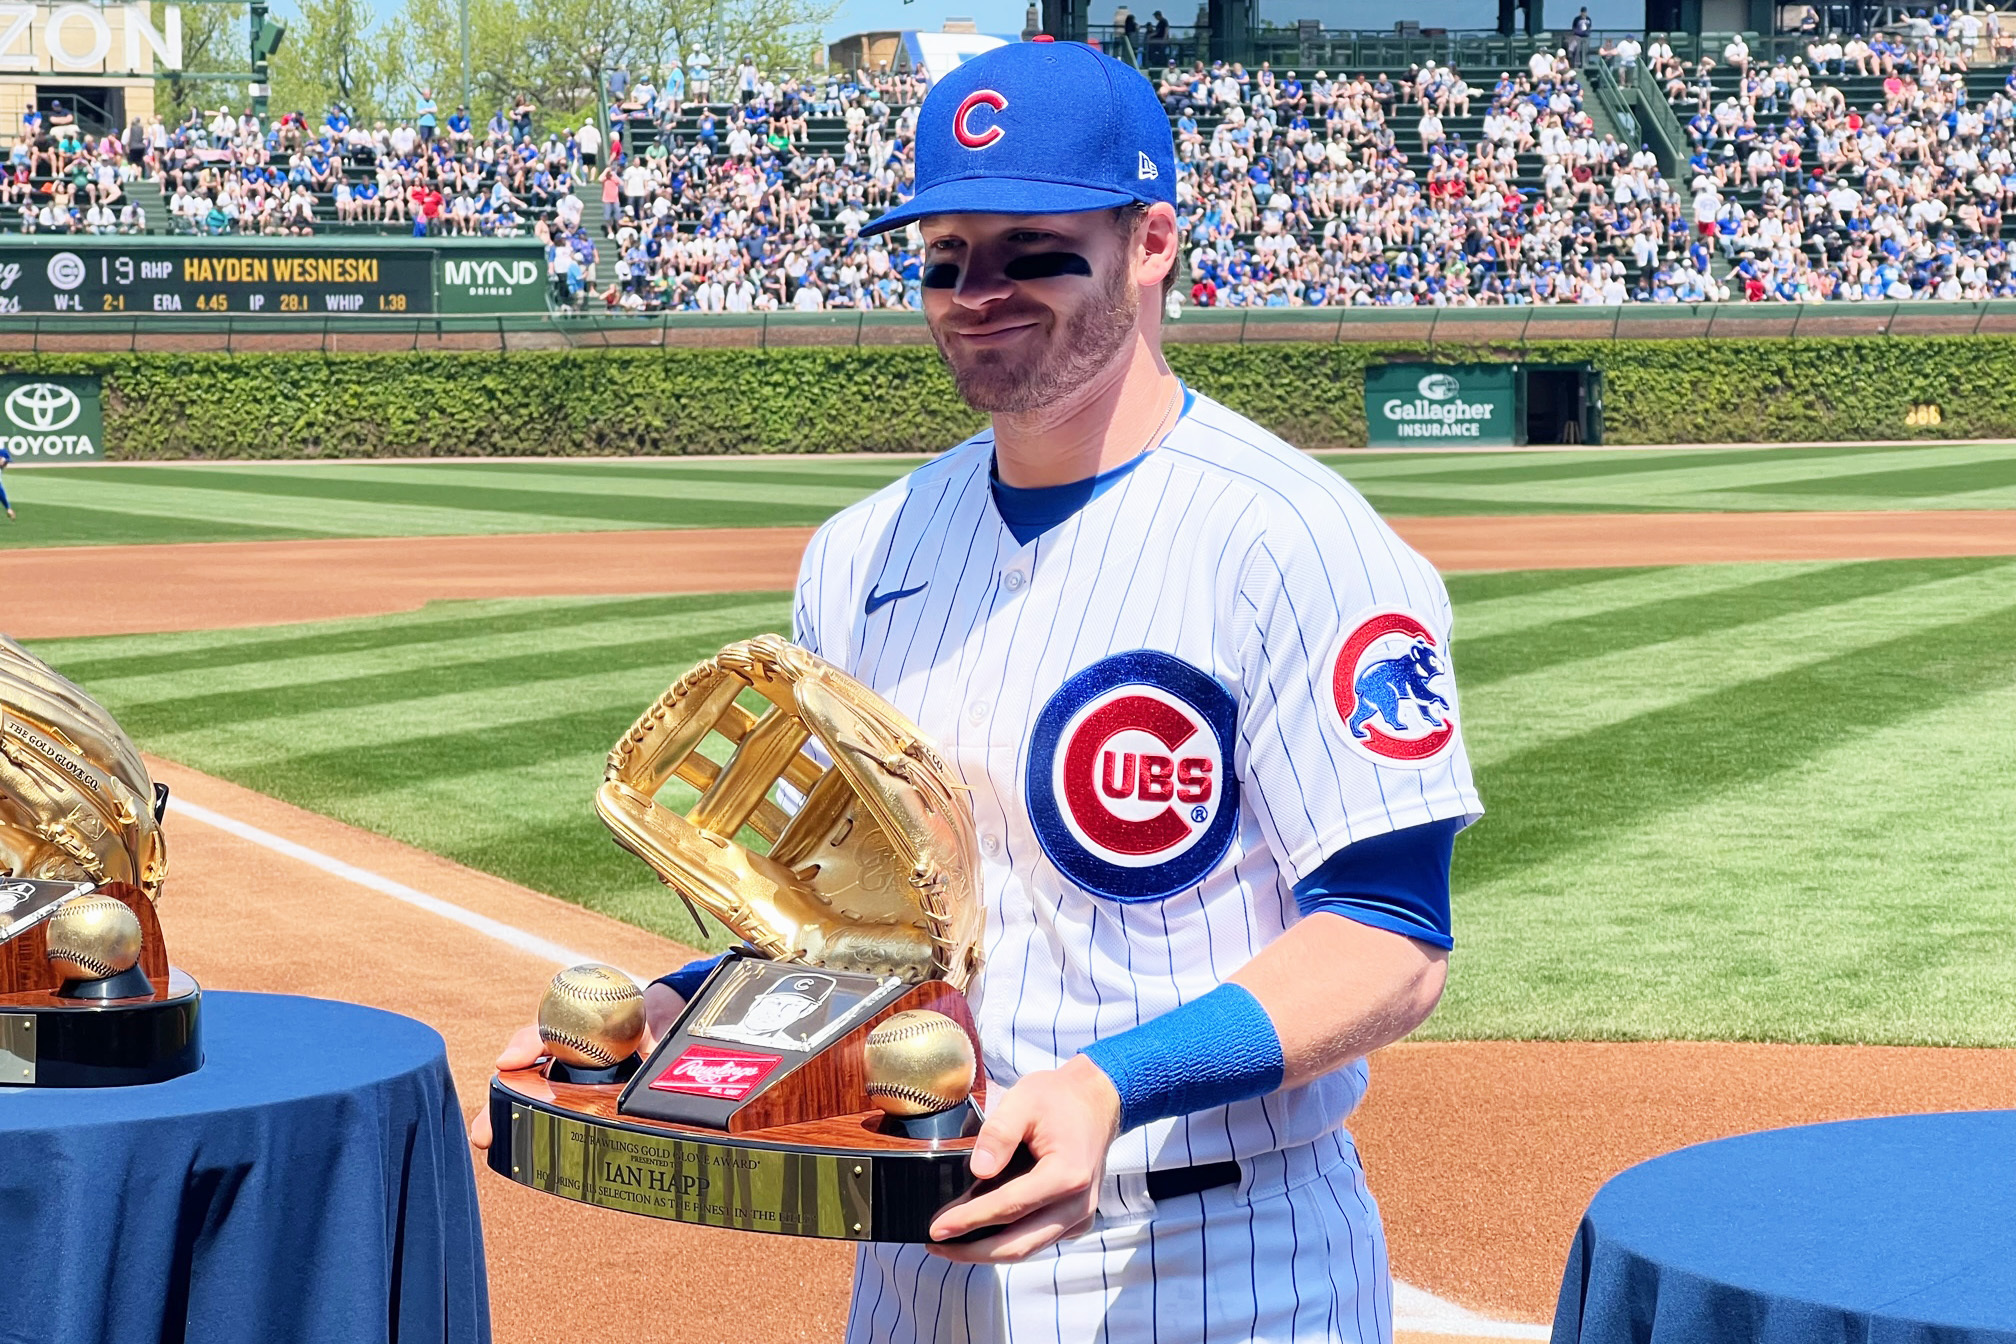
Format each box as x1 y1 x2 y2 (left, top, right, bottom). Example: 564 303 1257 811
865 583 928 615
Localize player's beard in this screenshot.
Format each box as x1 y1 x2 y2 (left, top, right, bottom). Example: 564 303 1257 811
931 263 1140 414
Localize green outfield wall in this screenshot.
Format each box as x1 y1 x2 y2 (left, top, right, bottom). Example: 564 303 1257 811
0 337 2004 457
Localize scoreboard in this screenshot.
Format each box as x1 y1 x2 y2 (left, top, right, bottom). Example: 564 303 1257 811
0 245 438 315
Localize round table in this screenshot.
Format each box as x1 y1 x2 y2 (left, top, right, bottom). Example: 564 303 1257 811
0 991 489 1344
1553 1111 2016 1344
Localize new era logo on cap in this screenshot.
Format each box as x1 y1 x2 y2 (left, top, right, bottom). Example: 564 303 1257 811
860 40 1177 236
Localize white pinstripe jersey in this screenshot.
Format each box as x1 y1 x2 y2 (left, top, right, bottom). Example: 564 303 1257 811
794 388 1482 1176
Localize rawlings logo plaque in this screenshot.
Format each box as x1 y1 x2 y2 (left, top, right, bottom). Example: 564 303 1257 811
649 1046 784 1100
1027 650 1240 902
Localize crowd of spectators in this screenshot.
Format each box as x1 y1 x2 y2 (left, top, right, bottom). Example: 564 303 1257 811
13 12 2016 306
1638 13 2016 300
1161 52 1684 304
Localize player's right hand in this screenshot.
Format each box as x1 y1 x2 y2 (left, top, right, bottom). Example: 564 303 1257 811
924 1055 1123 1262
467 1023 544 1150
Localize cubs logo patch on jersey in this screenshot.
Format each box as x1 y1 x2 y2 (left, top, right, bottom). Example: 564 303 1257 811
1329 609 1459 766
1026 651 1240 902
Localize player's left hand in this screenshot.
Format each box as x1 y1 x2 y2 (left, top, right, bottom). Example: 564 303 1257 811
926 1055 1123 1262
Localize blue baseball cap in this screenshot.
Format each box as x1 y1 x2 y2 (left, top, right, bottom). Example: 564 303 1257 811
860 40 1177 237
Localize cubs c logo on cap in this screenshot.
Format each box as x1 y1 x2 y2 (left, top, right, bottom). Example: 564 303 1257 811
1028 651 1240 902
953 89 1008 148
1328 609 1458 766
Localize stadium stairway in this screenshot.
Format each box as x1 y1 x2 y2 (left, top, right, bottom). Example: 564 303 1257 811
122 176 165 234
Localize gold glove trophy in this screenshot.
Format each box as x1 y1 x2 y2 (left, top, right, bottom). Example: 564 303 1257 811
0 636 202 1087
488 635 1012 1242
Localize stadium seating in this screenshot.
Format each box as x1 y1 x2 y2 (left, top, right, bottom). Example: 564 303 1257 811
10 25 2016 307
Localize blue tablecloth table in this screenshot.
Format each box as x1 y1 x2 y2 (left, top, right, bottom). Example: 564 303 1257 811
1555 1111 2016 1344
0 991 489 1343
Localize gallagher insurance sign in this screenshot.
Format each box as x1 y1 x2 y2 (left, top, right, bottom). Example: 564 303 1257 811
1364 363 1516 447
0 374 102 459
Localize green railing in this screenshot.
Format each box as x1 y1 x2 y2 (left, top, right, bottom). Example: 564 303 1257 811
8 303 2016 352
1599 58 1689 174
1583 59 1644 157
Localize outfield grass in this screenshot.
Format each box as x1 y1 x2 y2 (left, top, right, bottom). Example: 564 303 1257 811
30 554 2016 1046
2 440 2012 550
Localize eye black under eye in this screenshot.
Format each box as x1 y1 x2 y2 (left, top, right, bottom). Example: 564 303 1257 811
1004 253 1094 280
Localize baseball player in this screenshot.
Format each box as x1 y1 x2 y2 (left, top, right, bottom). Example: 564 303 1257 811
478 39 1478 1344
0 442 13 519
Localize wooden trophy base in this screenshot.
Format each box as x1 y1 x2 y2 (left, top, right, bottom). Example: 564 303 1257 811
0 881 203 1087
488 1071 982 1241
487 956 994 1242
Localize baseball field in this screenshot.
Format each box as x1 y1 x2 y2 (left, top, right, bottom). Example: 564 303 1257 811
6 441 2015 1339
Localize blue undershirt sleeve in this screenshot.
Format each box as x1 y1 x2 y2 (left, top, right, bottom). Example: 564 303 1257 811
653 954 727 1001
1292 817 1461 950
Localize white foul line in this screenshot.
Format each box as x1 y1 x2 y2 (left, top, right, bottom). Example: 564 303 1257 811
168 795 638 980
169 797 1550 1337
1392 1281 1553 1338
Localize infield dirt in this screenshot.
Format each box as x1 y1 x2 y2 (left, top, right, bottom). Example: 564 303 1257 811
9 508 2016 637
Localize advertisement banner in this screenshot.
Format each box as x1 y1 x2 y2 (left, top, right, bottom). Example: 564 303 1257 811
436 246 549 313
1364 363 1518 448
0 374 102 459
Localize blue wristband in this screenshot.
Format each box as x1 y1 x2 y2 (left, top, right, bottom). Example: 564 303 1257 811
1079 983 1286 1134
653 954 726 1001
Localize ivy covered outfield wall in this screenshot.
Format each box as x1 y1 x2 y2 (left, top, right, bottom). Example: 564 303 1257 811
7 337 2011 457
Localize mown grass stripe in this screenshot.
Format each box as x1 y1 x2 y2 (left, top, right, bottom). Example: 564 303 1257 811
101 615 787 734
127 636 790 773
1444 566 1667 609
1451 562 1812 640
0 503 311 549
257 464 881 509
1462 593 2016 894
1351 493 1687 517
1734 455 2016 500
1458 557 2005 688
40 592 785 681
1464 559 2016 767
528 459 926 480
1434 668 2016 1045
49 468 841 531
1339 442 1931 486
15 476 615 537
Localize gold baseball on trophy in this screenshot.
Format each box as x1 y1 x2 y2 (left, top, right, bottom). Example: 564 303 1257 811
538 963 646 1067
44 895 143 982
862 1010 977 1117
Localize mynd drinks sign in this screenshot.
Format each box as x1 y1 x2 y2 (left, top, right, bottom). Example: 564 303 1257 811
1364 363 1516 447
0 374 102 459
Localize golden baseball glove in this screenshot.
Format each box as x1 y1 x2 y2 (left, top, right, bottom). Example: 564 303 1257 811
0 634 168 902
597 634 982 991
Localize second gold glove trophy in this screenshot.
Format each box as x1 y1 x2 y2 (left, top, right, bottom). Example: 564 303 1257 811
488 636 1016 1242
0 636 202 1087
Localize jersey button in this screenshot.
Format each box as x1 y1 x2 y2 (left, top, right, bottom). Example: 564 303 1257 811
980 833 1001 856
966 699 990 724
1002 569 1027 591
